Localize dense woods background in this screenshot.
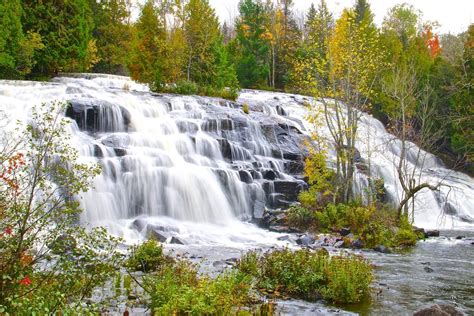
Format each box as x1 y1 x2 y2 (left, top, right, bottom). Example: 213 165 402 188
0 0 472 168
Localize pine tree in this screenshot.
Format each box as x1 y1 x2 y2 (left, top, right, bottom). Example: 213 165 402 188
22 0 96 74
184 0 221 85
236 0 272 88
90 0 132 74
128 0 166 87
288 0 332 93
0 0 43 78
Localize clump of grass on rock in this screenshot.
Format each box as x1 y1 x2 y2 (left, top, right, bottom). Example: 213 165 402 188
237 248 373 304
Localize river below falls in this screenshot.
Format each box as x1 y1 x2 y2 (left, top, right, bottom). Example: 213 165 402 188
160 226 474 316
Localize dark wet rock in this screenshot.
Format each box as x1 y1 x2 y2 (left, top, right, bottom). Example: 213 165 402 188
296 235 315 246
425 230 440 237
374 245 392 254
413 304 464 316
238 170 253 183
424 266 434 273
413 226 426 235
351 239 364 249
212 260 225 267
169 236 184 245
146 225 167 242
284 160 305 174
269 225 291 233
355 162 370 175
131 218 148 231
262 169 277 180
444 202 458 216
421 262 431 266
456 236 465 240
277 235 292 242
225 258 238 265
459 214 474 224
283 152 303 161
339 227 351 237
114 148 127 157
269 180 307 201
276 105 287 116
101 134 130 148
268 193 291 209
216 139 232 160
176 120 199 134
66 99 131 133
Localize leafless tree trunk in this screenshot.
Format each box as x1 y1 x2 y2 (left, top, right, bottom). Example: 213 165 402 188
383 64 447 220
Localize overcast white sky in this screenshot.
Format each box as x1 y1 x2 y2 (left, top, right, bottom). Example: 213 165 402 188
209 0 473 34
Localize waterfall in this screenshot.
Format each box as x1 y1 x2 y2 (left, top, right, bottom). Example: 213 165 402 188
239 90 474 229
0 74 473 241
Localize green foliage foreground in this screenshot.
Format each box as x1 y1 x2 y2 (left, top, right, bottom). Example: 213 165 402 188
0 102 121 314
125 240 373 314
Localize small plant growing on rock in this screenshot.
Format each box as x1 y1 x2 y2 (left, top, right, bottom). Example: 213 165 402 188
242 103 250 114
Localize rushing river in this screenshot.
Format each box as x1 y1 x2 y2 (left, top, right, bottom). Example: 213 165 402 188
0 74 473 315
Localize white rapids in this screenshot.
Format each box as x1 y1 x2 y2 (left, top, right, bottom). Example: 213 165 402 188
0 74 473 250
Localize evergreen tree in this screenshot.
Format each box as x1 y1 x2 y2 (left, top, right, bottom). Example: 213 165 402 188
128 0 166 87
184 0 221 85
354 0 371 25
22 0 96 74
236 0 272 88
288 0 332 93
90 0 132 74
0 0 43 78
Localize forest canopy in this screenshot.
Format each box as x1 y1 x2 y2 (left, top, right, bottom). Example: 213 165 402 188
0 0 472 167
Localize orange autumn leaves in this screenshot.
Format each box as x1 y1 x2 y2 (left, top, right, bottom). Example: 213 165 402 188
423 27 441 58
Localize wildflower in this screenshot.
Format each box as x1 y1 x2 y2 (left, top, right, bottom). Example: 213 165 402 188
20 276 31 286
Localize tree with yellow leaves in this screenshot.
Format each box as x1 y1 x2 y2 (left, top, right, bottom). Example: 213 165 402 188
320 4 384 203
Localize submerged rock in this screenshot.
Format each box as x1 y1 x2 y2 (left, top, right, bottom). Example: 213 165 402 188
145 226 167 242
425 230 440 237
296 235 315 246
169 236 184 245
351 239 364 249
413 304 464 316
374 245 392 254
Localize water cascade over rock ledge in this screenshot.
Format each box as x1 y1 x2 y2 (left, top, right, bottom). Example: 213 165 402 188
1 73 473 240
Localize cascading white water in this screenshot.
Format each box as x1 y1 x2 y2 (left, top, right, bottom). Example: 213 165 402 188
1 74 473 245
238 90 474 230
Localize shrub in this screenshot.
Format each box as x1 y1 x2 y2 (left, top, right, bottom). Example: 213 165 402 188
126 239 170 272
237 249 373 304
287 202 419 249
287 205 315 230
323 255 373 304
174 80 199 95
0 102 121 314
144 259 256 314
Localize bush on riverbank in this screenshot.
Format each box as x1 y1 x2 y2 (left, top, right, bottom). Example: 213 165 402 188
125 241 372 311
125 240 258 314
287 203 421 249
237 248 373 304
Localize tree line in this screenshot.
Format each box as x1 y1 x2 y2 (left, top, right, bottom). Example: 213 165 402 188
0 0 472 168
